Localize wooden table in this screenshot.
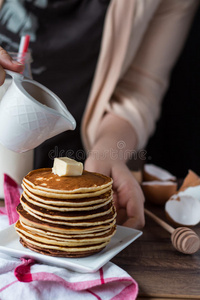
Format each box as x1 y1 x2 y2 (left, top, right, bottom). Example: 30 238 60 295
1 200 200 299
112 203 200 299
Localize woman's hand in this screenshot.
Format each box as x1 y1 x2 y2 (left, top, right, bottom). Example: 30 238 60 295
0 47 24 86
85 156 145 229
84 113 145 229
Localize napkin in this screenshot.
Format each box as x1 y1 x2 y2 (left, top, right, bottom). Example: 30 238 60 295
3 174 21 224
0 174 20 230
0 256 138 300
0 174 139 300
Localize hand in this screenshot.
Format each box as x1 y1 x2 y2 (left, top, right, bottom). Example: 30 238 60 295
85 156 145 229
0 47 24 86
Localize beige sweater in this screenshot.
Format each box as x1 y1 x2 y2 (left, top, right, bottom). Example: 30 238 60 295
0 0 197 152
81 0 198 151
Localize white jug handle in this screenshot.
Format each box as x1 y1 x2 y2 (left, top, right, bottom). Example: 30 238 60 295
5 69 24 81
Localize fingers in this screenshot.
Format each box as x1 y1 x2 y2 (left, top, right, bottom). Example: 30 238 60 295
122 216 144 229
0 47 24 70
0 47 24 86
112 163 145 229
85 156 145 229
116 206 145 229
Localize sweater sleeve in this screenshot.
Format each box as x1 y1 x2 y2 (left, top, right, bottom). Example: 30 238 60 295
106 0 198 150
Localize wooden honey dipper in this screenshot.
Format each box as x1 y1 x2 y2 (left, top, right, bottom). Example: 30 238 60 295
144 208 200 254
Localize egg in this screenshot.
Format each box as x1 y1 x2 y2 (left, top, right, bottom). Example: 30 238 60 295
143 164 176 182
165 194 200 227
141 180 177 205
179 169 200 191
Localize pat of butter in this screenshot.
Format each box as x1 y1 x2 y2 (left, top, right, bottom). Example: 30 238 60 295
52 157 83 176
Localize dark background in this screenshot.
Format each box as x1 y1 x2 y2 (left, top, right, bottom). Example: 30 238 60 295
145 7 200 178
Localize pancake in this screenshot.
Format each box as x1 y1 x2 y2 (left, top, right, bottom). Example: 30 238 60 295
17 203 116 226
20 195 114 220
15 221 116 246
22 189 113 209
19 213 116 235
23 169 112 194
18 204 116 232
18 232 108 257
24 195 112 212
16 165 117 257
22 181 111 199
20 238 106 258
19 220 113 239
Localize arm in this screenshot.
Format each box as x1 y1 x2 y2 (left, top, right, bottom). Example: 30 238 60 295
85 113 145 229
107 0 199 149
84 0 198 229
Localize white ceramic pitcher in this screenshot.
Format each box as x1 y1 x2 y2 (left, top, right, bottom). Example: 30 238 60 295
0 70 76 153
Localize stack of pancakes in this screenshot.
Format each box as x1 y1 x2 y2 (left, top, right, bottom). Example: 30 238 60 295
15 168 116 257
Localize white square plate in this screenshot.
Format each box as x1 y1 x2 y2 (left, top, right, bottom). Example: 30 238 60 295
0 225 142 273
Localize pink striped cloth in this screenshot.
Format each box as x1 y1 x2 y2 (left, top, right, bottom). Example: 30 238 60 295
1 174 21 224
0 256 138 300
0 174 139 300
0 174 21 230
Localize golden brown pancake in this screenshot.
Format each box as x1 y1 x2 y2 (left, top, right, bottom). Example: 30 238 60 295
20 195 114 220
16 167 116 257
22 188 113 207
17 206 116 234
22 181 111 199
15 220 116 246
20 238 106 258
17 203 116 226
19 220 114 239
23 169 112 193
